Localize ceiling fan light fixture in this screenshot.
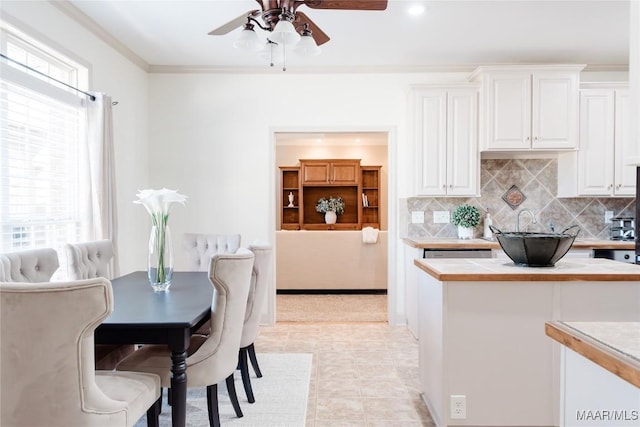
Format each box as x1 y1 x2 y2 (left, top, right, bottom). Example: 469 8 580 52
269 19 301 46
233 24 263 52
294 33 321 56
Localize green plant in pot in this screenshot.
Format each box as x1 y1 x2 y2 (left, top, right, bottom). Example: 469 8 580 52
316 196 345 225
452 204 480 239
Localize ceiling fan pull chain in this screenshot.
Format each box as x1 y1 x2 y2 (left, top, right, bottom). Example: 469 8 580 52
282 44 287 72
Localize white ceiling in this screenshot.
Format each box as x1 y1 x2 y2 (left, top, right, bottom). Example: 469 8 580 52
63 0 631 73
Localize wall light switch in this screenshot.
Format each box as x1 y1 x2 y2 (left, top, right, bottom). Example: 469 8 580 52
433 211 450 224
411 211 425 224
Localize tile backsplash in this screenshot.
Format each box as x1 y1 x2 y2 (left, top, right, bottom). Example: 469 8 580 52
403 158 636 239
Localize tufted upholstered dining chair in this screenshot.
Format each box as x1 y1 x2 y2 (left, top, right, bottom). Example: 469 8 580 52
64 240 137 370
182 233 241 335
0 278 162 427
116 249 255 427
182 233 241 271
0 248 59 282
237 243 273 404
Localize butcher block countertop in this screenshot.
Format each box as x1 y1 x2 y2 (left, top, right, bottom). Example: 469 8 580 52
545 321 640 388
403 237 634 250
414 257 640 281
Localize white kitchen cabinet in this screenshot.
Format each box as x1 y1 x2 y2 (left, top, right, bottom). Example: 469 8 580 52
472 65 584 151
411 85 479 196
558 86 634 197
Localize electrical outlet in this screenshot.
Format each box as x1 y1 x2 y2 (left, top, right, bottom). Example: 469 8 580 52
433 211 450 224
450 395 466 419
605 211 614 223
411 211 425 224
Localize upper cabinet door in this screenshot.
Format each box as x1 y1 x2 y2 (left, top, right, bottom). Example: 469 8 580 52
447 90 479 196
302 161 330 184
532 71 579 149
614 89 635 196
577 90 615 196
330 161 359 185
415 90 448 196
484 72 531 150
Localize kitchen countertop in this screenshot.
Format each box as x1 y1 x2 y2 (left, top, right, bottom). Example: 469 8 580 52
414 257 640 281
403 237 635 250
545 321 640 388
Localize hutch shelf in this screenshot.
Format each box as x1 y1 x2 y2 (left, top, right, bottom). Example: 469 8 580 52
280 159 381 231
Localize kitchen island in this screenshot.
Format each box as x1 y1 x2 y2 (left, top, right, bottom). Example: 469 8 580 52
414 257 640 427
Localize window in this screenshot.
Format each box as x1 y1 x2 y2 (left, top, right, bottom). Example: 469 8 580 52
0 24 89 277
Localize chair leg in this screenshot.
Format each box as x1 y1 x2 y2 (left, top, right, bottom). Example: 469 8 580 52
167 387 172 406
226 374 244 418
146 396 162 427
206 384 220 427
247 343 262 378
239 347 255 403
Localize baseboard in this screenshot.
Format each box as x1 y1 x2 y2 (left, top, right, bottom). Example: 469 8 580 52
277 289 387 295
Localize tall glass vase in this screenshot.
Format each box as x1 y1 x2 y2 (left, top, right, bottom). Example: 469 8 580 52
148 224 173 291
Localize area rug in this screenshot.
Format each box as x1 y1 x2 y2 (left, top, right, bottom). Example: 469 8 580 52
134 353 312 427
277 294 387 322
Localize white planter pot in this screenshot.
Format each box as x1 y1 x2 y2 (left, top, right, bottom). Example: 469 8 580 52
324 211 337 224
457 226 474 240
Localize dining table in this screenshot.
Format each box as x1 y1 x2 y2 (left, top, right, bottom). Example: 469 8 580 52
95 271 213 427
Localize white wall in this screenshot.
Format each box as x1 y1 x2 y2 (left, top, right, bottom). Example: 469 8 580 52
1 1 150 275
148 71 470 323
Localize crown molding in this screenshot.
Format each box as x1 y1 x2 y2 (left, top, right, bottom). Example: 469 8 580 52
49 0 149 72
147 63 480 74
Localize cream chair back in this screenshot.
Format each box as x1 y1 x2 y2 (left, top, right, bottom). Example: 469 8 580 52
241 243 273 348
184 248 254 385
0 278 160 427
65 240 114 280
0 248 59 282
182 233 241 271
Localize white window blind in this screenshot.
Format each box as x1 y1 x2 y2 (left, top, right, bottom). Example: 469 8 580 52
0 24 89 279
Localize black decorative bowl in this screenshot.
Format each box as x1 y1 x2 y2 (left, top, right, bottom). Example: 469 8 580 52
490 225 580 267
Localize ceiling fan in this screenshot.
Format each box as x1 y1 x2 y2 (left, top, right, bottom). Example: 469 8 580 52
208 0 388 47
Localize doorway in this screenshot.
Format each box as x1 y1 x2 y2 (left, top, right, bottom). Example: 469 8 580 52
272 131 391 322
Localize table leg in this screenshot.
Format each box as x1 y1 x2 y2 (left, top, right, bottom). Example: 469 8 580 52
168 330 191 427
170 349 188 427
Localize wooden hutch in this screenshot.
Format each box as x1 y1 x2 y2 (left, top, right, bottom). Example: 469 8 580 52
279 159 381 230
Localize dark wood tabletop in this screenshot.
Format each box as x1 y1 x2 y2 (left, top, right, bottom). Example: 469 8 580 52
95 271 213 427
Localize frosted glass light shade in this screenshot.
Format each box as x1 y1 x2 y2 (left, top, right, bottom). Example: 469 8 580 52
259 41 283 63
269 20 300 46
294 34 321 56
233 28 263 52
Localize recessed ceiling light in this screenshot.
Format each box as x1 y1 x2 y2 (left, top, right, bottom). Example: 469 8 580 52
407 4 426 16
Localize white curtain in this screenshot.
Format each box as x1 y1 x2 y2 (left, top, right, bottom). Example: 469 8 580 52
85 92 120 278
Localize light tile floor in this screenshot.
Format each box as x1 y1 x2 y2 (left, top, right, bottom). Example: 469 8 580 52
254 321 436 427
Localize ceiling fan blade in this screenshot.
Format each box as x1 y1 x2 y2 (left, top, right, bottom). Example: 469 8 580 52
208 10 261 35
294 11 330 46
302 0 388 10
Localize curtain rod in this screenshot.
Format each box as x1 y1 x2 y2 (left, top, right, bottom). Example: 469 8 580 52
1 52 101 102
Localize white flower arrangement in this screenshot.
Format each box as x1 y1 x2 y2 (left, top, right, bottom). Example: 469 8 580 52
134 188 187 287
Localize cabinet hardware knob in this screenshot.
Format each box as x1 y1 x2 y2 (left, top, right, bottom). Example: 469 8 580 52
526 136 530 141
449 184 453 188
442 185 446 189
534 136 538 141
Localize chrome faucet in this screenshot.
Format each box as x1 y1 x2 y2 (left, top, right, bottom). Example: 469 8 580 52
516 209 537 232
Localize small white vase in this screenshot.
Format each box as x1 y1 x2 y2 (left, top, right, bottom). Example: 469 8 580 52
457 226 474 240
324 211 337 224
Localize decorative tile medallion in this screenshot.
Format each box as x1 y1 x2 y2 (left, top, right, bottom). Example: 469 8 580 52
502 185 526 210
